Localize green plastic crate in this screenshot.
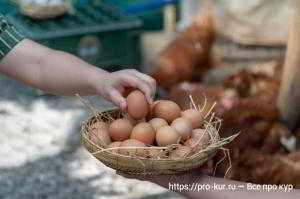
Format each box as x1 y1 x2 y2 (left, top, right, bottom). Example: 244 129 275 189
6 2 143 71
0 1 16 14
101 0 164 31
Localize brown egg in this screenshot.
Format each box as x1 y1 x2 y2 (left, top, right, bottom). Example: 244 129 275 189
147 100 164 120
181 109 205 128
127 90 149 119
119 139 148 157
171 117 193 141
107 141 122 153
154 100 181 123
156 126 180 146
130 122 156 145
148 118 168 131
109 119 133 141
124 114 138 126
184 135 210 150
191 128 210 144
184 138 199 148
169 146 192 159
89 121 111 146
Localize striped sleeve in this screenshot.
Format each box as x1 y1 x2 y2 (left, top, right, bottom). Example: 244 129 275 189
0 14 25 60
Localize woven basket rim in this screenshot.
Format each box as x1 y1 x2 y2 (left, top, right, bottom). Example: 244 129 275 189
81 108 237 174
81 132 218 162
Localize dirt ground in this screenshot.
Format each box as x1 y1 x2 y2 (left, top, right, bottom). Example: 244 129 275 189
0 75 183 199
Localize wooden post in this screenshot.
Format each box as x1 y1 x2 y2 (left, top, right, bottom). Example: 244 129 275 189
277 1 300 129
163 3 177 33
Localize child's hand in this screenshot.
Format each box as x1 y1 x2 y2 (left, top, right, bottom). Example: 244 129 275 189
100 69 156 110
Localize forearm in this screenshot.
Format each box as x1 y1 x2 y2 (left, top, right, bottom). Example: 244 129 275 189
0 39 107 96
151 174 300 199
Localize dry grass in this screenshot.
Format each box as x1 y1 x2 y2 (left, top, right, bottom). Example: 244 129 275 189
78 94 238 175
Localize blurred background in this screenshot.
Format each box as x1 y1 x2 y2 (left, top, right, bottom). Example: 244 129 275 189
1 0 299 198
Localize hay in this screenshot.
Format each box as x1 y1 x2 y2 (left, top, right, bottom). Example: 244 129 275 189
80 100 238 174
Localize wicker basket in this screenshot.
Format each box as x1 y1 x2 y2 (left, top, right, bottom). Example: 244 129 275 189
19 0 67 19
81 108 237 175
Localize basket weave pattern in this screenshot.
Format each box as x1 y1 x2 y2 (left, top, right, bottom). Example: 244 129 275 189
81 108 235 174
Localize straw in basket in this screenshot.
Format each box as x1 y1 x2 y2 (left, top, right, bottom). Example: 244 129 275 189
80 95 238 175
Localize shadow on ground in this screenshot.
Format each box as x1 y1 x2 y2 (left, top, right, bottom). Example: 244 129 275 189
0 75 182 199
0 116 120 199
0 114 181 199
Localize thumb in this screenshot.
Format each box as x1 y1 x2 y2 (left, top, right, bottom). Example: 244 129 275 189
109 89 127 110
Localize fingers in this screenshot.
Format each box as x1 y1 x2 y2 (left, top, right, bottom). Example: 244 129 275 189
122 70 156 104
108 69 156 106
108 88 127 110
120 75 153 103
116 85 125 95
133 72 156 103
